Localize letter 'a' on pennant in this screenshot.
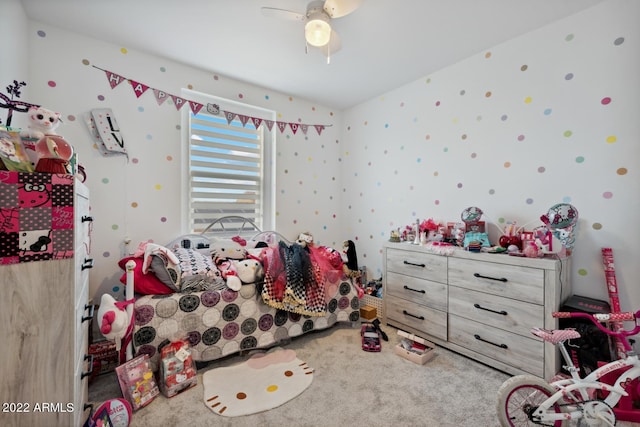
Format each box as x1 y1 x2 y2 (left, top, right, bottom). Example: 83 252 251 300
105 71 126 89
129 80 150 98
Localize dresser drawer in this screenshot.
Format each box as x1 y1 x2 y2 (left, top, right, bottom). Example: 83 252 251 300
386 271 447 311
74 188 91 250
386 248 447 283
448 257 544 304
448 286 543 338
448 314 543 377
385 295 447 341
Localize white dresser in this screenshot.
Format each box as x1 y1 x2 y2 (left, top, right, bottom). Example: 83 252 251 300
0 175 93 426
383 242 571 379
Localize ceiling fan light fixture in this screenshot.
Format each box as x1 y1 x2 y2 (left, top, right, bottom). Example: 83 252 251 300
304 12 331 47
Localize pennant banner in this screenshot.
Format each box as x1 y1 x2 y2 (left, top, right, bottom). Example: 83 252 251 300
93 65 331 136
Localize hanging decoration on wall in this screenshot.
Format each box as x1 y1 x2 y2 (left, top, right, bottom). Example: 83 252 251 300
0 80 40 127
85 108 129 159
92 66 330 136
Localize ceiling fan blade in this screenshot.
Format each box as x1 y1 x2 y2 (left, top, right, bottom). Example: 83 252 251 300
323 0 363 18
320 29 342 56
261 7 305 21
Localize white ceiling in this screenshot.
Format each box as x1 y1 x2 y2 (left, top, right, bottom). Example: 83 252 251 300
20 0 604 110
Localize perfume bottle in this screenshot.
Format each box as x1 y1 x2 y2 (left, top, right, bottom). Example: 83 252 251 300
413 218 420 245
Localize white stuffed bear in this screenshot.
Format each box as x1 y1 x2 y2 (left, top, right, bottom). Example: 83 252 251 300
20 106 62 139
97 293 133 351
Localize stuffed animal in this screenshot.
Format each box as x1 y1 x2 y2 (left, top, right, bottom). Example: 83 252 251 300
97 293 134 351
225 257 265 291
296 232 314 248
20 106 62 139
341 240 361 279
211 238 249 290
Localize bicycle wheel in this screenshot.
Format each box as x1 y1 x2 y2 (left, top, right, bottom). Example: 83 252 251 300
496 374 564 427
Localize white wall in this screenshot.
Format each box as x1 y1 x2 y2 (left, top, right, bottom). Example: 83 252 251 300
342 0 640 315
0 0 30 112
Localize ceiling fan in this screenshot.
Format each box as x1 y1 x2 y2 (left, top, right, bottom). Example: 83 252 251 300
261 0 363 63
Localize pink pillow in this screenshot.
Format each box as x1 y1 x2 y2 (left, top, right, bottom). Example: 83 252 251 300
118 256 173 295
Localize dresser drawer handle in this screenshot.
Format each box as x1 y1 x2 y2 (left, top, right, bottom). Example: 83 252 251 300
402 310 425 320
403 285 426 294
473 273 507 282
473 303 507 316
81 215 94 223
403 260 426 268
82 304 95 323
82 258 94 270
474 334 508 349
81 354 94 379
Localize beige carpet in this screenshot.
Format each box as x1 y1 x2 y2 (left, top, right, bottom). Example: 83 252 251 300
88 323 640 427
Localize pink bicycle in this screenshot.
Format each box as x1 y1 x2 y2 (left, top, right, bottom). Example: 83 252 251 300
496 310 640 426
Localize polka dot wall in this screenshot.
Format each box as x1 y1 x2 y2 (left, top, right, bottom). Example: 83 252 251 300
342 1 639 311
24 21 342 300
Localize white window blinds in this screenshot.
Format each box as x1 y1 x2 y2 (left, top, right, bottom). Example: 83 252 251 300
188 112 264 233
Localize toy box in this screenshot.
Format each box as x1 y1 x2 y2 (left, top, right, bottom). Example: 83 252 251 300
88 340 119 382
158 339 198 398
395 330 436 365
359 305 377 320
115 354 159 411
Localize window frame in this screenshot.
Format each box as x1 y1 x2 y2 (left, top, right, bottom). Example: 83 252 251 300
181 89 276 235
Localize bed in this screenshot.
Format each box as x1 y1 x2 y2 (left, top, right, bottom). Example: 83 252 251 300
123 216 362 370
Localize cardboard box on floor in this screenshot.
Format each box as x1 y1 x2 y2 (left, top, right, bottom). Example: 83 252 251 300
395 330 436 365
359 305 377 320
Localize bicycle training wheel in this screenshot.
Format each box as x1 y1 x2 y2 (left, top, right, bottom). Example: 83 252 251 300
496 374 564 427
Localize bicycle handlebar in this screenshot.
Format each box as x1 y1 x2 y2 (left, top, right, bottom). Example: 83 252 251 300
552 310 640 352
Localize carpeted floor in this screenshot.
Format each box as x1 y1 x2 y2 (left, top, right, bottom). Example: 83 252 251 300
88 323 640 427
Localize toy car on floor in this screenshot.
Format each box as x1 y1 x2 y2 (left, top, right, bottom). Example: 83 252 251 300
361 323 381 352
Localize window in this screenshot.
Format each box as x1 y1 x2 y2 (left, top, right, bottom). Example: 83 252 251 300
182 90 275 235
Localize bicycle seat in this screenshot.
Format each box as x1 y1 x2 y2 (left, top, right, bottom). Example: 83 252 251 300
531 327 581 344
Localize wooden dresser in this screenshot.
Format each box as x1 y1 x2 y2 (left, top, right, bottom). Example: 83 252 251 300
0 174 93 426
383 242 571 379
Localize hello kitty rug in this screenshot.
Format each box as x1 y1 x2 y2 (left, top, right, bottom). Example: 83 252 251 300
202 348 314 417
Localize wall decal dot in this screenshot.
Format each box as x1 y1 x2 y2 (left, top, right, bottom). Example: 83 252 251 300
238 93 244 99
66 115 76 122
520 65 528 71
265 95 270 100
308 157 312 162
166 155 173 161
575 156 585 163
112 224 119 230
120 47 128 54
461 134 467 140
138 106 144 112
485 91 492 98
434 171 439 176
37 30 46 37
103 251 110 258
517 134 525 141
131 202 138 208
614 37 624 46
213 75 219 80
161 217 167 222
288 97 293 102
603 191 613 199
426 78 431 84
435 200 440 205
460 90 466 96
617 167 627 175
565 73 574 80
504 162 511 168
102 178 110 184
544 108 552 115
524 96 532 104
82 59 90 65
364 121 368 125
526 198 534 204
538 166 546 173
501 114 508 121
457 183 463 189
187 84 193 90
592 223 603 230
132 158 139 164
409 185 414 190
563 130 572 137
384 123 389 128
155 184 162 190
578 269 588 276
606 135 617 144
565 34 574 42
452 118 458 124
485 52 492 59
443 148 448 152
476 115 482 121
425 135 430 140
601 97 611 105
471 153 477 158
435 101 441 106
416 158 421 163
400 102 405 107
489 189 495 195
160 67 166 72
47 81 56 87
